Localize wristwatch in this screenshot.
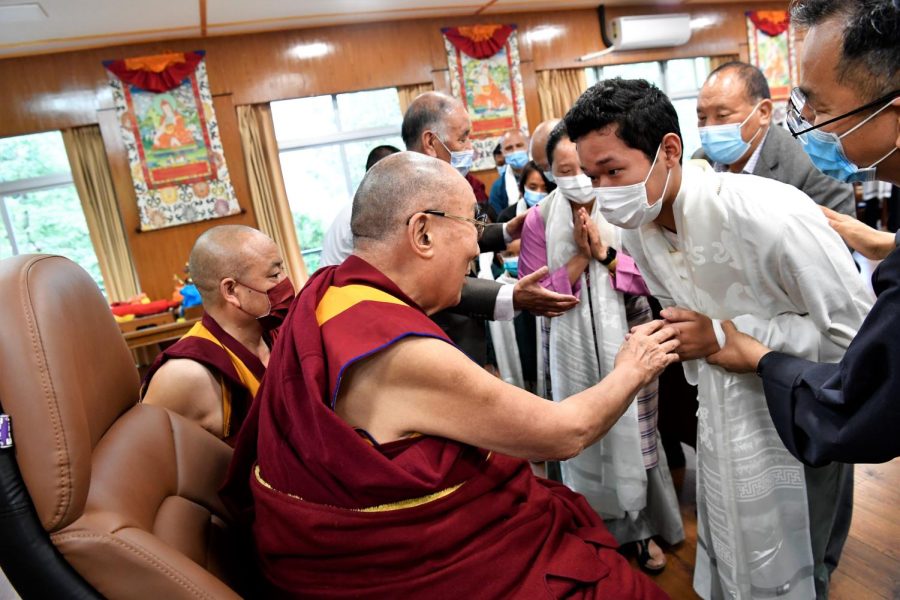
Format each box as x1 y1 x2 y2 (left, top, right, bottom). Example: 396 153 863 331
599 246 617 266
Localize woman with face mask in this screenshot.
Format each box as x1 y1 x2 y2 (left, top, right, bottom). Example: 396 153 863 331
518 124 684 574
484 161 553 392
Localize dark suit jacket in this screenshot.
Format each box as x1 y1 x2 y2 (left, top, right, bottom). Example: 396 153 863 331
758 239 900 466
694 125 856 216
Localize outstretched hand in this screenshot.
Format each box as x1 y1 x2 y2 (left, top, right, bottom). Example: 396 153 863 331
706 320 772 374
821 206 895 260
615 320 680 386
513 266 579 317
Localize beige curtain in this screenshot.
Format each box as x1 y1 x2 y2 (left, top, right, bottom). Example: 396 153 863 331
709 55 740 71
236 104 308 285
536 69 588 122
397 83 434 115
62 125 140 302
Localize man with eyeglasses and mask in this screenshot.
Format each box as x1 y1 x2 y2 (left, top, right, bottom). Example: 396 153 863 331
707 0 900 468
566 77 873 599
696 61 855 216
142 225 294 445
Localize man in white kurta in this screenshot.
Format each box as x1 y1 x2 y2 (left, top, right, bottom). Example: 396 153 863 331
564 78 872 599
625 160 871 600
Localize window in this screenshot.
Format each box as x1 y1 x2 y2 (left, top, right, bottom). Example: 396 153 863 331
0 131 105 294
585 58 711 159
271 88 404 272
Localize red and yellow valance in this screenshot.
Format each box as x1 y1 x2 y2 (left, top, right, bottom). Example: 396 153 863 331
103 51 205 93
746 10 790 37
441 24 515 59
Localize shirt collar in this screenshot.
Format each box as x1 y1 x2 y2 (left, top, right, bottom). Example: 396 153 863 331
713 127 770 175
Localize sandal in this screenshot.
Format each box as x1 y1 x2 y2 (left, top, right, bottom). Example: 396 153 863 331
635 538 667 573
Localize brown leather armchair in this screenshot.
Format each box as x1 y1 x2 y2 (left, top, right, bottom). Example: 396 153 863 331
0 255 245 599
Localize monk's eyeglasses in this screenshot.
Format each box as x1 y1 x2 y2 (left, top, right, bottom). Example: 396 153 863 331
787 87 900 138
406 209 487 240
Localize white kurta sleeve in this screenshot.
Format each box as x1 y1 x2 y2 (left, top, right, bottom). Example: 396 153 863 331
715 216 872 363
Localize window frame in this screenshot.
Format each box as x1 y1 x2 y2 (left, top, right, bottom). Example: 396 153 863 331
0 171 75 256
272 88 404 269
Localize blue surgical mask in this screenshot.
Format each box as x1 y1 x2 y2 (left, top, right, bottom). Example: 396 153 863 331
503 256 519 278
436 137 474 177
698 101 763 165
505 150 529 170
798 100 897 183
542 169 555 183
523 189 547 207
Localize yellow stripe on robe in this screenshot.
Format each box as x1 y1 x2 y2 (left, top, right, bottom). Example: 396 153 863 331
181 322 262 436
254 464 469 512
315 284 408 326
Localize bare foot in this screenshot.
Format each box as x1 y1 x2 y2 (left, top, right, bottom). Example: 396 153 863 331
644 539 666 570
636 538 667 572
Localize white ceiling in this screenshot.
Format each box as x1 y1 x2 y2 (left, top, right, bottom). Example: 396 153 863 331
0 0 709 58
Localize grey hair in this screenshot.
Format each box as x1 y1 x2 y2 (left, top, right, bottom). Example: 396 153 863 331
401 92 460 151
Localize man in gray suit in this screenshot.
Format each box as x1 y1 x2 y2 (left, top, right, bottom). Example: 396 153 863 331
401 92 578 362
695 60 854 594
695 61 855 216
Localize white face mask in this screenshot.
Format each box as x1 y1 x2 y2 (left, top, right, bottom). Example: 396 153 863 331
556 174 595 204
593 145 671 229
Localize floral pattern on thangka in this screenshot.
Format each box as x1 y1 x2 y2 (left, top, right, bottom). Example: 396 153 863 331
108 58 240 231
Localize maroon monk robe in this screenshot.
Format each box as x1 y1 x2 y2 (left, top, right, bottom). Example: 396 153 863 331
142 312 268 445
222 255 667 599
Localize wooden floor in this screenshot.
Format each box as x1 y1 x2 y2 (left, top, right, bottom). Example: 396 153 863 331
629 446 900 599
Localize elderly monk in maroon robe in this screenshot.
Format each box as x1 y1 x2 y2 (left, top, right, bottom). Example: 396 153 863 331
143 225 294 445
223 153 679 598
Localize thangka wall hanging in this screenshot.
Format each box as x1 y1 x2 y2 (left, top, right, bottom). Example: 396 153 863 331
442 25 528 171
104 51 241 231
746 11 798 103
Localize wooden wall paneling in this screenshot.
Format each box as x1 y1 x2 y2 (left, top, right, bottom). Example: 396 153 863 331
519 61 542 135
97 94 257 300
0 50 105 137
0 3 791 139
431 68 451 94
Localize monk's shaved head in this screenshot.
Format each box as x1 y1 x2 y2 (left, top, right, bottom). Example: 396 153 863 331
530 119 561 171
351 151 467 245
189 225 276 305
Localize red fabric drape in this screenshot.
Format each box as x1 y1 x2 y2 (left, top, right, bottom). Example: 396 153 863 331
747 10 790 36
441 24 515 59
103 51 205 92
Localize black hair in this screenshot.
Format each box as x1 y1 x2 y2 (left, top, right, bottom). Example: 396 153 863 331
365 145 400 171
563 78 683 164
545 121 569 168
517 160 554 198
707 61 772 101
791 0 900 98
492 143 503 156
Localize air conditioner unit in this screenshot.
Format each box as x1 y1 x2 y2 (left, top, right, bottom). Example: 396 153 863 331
607 13 692 51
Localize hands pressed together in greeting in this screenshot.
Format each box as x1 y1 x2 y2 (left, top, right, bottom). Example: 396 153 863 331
573 206 610 262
